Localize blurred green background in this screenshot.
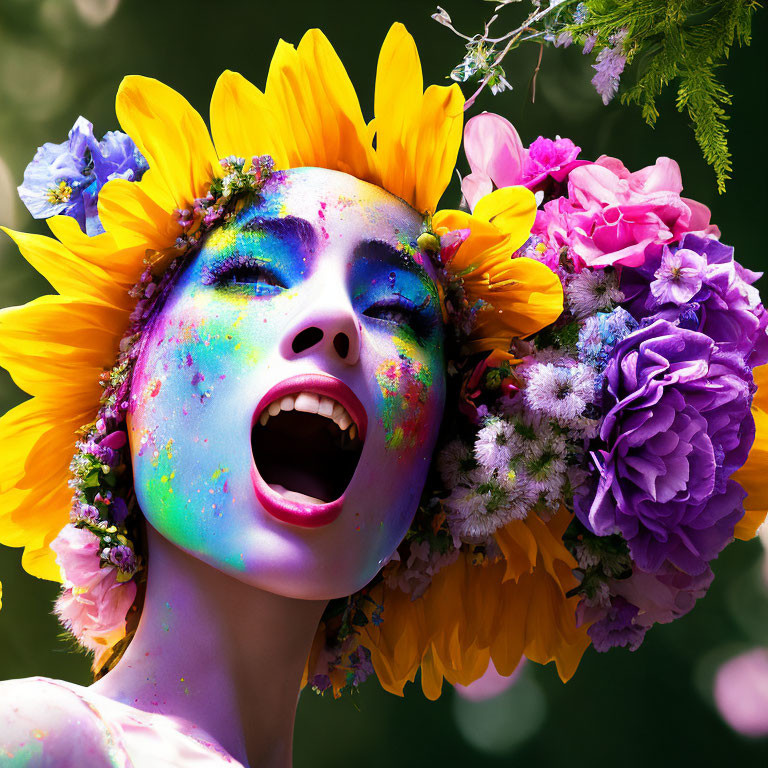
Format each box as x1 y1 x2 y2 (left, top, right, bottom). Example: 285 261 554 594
0 1 766 765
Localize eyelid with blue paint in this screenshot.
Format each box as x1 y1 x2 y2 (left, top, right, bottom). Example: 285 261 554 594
201 252 287 295
362 289 439 339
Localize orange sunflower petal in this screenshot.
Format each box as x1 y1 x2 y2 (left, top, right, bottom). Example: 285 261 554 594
734 364 768 539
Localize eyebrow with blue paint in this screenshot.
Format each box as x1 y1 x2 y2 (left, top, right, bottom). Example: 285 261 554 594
353 239 433 284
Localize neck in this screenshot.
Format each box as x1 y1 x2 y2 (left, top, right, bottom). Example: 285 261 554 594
92 525 326 768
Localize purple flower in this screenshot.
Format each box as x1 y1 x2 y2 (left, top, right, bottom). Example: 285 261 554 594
82 439 119 467
310 674 332 693
18 117 92 220
17 116 147 236
650 247 707 305
622 234 768 368
577 307 639 388
582 32 598 55
107 544 137 574
587 596 646 652
74 503 100 524
348 645 374 687
591 30 628 105
575 319 754 575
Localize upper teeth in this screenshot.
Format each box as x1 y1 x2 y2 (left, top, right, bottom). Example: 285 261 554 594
259 391 358 439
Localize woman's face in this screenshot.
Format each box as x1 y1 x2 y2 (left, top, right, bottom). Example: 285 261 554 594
128 168 445 599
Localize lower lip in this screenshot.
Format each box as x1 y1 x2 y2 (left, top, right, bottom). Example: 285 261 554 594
251 466 344 528
251 374 367 528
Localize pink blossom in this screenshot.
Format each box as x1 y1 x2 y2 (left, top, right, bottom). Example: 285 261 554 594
522 136 583 189
51 524 136 653
610 564 713 628
550 156 719 268
714 648 768 737
461 113 587 210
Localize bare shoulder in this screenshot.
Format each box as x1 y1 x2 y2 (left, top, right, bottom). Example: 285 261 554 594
0 677 120 767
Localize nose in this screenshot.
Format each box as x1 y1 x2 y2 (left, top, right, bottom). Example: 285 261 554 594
281 304 362 366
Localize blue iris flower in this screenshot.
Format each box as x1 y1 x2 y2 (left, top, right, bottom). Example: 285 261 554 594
17 116 148 236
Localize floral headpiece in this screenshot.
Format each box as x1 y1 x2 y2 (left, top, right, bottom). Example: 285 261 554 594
0 24 561 675
1 23 765 700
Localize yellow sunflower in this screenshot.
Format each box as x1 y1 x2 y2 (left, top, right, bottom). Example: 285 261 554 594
0 23 565 684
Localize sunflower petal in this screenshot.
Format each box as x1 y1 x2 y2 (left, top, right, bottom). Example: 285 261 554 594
1 227 129 307
210 71 289 168
0 296 126 396
115 75 219 208
472 186 537 252
375 23 463 213
265 31 379 182
735 364 768 539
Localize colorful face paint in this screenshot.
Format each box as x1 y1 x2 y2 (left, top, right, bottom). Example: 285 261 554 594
375 338 435 455
128 168 446 600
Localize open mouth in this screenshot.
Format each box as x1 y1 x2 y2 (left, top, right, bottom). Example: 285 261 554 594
251 374 367 527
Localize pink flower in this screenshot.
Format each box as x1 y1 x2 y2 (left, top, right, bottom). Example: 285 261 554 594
462 113 526 210
51 524 136 654
610 564 713 629
522 135 583 189
714 648 768 737
564 156 719 268
461 113 587 209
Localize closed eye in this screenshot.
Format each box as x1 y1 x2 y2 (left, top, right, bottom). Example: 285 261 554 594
363 296 433 337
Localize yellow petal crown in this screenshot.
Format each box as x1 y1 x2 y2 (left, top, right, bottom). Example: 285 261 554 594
0 23 568 693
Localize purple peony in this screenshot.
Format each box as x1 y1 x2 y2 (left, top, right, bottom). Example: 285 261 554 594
622 234 768 368
18 116 147 236
575 319 754 575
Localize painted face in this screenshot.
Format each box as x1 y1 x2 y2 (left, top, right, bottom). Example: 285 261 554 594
128 168 446 599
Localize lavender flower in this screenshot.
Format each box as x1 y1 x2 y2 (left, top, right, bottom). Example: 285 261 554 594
591 29 628 105
105 544 137 574
348 646 375 688
577 306 639 392
385 539 459 598
73 503 100 524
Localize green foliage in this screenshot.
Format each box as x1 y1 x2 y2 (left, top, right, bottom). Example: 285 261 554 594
569 0 760 193
436 0 761 192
